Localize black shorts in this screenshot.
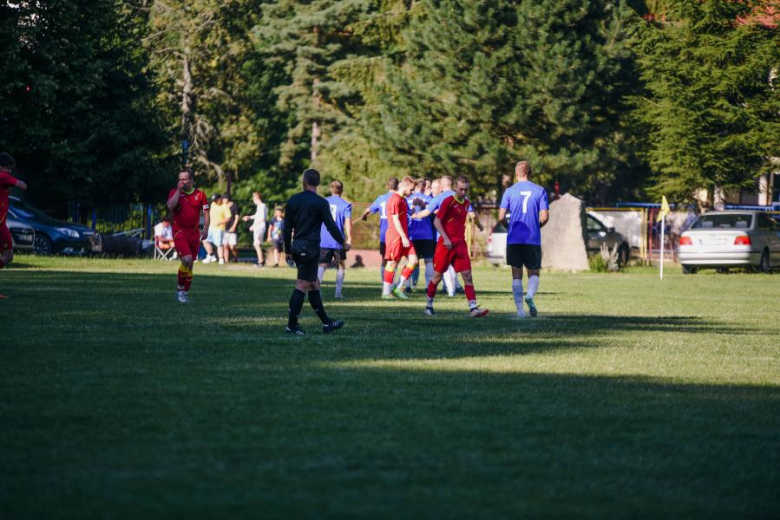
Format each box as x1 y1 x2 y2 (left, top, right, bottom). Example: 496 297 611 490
319 247 347 264
412 239 435 260
506 244 542 270
379 242 386 257
291 242 320 282
271 238 283 252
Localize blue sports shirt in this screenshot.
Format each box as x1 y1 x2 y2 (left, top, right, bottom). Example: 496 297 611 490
500 181 549 246
407 192 434 241
368 192 393 243
320 195 352 249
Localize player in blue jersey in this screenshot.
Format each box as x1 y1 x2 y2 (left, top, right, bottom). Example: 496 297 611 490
406 178 435 292
498 161 549 317
318 180 353 298
359 177 399 283
414 175 483 296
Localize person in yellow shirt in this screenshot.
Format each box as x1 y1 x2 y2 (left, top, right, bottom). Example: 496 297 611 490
203 194 232 264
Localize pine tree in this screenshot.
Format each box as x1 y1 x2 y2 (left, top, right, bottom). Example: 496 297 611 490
632 0 780 204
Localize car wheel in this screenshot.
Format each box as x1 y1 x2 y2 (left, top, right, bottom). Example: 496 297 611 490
34 234 53 255
758 249 770 274
682 265 697 275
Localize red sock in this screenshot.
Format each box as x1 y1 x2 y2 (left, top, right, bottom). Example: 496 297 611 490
401 266 414 280
384 269 395 284
184 268 193 291
465 284 476 302
426 281 438 299
177 266 187 289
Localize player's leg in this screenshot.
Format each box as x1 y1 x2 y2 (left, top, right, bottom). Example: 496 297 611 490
506 244 526 317
454 242 487 317
378 242 386 284
521 245 541 317
335 252 346 298
382 259 397 298
426 243 452 315
393 252 417 300
299 249 344 333
442 265 456 297
286 244 318 335
317 247 330 283
174 232 193 303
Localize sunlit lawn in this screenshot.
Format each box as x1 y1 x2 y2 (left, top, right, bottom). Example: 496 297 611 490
1 256 779 517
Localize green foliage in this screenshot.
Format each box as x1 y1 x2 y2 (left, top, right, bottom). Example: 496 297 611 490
631 0 780 204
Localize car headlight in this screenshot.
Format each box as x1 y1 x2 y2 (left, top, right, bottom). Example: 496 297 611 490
56 228 80 238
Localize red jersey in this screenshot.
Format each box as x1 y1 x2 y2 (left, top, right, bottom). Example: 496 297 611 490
0 171 19 225
385 192 409 244
437 195 470 244
169 188 208 231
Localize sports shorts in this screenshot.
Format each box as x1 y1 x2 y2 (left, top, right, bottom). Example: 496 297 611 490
252 225 266 245
506 244 542 270
319 247 346 264
384 237 417 263
433 238 471 273
0 224 12 253
207 228 225 247
173 228 201 259
412 239 435 260
225 232 238 247
291 241 319 282
271 237 283 252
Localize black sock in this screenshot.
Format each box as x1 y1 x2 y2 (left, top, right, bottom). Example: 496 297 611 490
307 290 331 325
288 289 305 328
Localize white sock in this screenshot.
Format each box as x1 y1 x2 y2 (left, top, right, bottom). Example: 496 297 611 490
527 275 539 299
383 281 392 295
512 279 524 316
379 264 385 282
335 268 345 297
318 266 326 283
443 269 455 296
425 260 434 287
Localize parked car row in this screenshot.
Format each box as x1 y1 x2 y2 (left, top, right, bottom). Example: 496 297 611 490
7 196 102 255
486 212 632 267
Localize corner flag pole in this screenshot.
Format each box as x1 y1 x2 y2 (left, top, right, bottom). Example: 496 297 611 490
657 196 670 280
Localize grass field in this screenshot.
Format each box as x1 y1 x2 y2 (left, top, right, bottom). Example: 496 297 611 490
1 256 779 518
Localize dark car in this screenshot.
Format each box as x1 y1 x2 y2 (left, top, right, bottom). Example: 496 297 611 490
7 197 102 255
5 215 35 252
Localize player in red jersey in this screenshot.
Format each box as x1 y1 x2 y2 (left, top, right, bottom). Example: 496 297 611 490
425 175 488 317
167 168 210 303
382 176 418 300
0 153 28 299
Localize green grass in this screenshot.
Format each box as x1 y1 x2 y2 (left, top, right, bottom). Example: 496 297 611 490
1 256 779 518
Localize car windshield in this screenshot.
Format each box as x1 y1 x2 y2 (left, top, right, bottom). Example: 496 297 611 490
692 214 753 230
9 199 53 221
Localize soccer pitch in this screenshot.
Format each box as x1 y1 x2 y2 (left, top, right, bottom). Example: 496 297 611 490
1 257 778 517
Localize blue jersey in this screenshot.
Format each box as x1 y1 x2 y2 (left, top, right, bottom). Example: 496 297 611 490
320 195 352 249
407 192 434 241
500 181 549 246
368 192 393 243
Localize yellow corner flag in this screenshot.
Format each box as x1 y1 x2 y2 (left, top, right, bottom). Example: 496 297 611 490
657 196 671 222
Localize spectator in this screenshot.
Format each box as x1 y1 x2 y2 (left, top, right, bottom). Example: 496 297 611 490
203 193 231 264
224 193 239 263
154 217 177 259
242 191 268 267
267 207 286 267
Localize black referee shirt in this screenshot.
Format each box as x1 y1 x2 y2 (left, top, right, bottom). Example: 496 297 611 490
283 190 344 252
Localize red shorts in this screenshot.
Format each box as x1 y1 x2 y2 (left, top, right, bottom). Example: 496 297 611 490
173 228 201 259
0 224 12 253
384 237 417 262
433 238 471 273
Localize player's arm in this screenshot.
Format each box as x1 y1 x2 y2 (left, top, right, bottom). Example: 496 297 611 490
391 213 410 247
344 208 353 248
14 179 27 191
413 208 432 219
539 209 549 228
498 208 508 227
167 183 184 211
433 216 452 249
468 210 484 232
201 207 210 240
283 207 293 254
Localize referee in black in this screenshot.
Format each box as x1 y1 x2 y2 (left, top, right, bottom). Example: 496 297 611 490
283 168 349 336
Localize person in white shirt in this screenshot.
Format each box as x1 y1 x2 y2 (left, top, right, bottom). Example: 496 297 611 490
242 191 268 267
154 217 177 259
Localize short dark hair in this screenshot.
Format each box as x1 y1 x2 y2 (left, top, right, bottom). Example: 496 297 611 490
456 175 469 186
161 216 171 223
387 177 399 190
179 168 193 179
331 180 343 194
0 153 16 169
303 168 320 187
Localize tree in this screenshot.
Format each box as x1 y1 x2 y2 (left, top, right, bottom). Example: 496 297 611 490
631 0 780 205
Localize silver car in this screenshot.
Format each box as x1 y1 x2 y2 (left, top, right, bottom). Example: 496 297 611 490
678 211 780 274
486 213 630 266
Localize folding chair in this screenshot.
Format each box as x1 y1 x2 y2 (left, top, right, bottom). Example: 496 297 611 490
154 237 176 261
